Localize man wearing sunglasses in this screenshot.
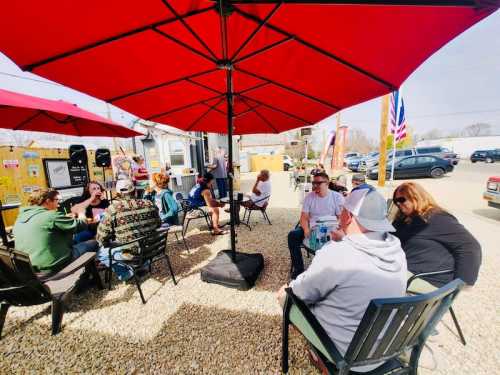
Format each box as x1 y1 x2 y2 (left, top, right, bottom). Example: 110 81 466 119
288 172 344 279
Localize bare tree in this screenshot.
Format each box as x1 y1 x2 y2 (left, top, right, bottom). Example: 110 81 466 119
418 128 443 141
461 123 492 137
346 128 376 153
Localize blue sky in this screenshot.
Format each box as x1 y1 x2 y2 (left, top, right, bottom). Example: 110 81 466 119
1 9 499 142
318 10 500 139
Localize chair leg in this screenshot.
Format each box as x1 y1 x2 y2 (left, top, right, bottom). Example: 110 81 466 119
183 218 191 237
132 273 146 304
88 261 104 290
105 268 113 290
262 210 272 225
51 299 64 335
449 306 466 346
181 234 190 253
0 303 10 339
246 210 252 226
282 317 290 373
165 254 177 285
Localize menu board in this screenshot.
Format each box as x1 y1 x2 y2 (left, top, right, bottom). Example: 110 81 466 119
43 158 89 189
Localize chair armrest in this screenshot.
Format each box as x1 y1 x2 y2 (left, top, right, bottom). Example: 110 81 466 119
108 236 147 249
284 288 347 371
407 269 454 288
41 252 97 282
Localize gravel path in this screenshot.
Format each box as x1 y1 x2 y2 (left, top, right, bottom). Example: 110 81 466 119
1 170 498 374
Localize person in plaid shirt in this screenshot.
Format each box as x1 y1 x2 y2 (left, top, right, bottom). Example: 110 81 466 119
96 179 160 280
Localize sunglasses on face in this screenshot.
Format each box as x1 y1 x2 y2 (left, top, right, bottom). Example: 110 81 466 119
394 197 407 204
312 181 327 186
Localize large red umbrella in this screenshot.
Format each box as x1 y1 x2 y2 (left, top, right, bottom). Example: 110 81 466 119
1 0 496 277
0 88 142 138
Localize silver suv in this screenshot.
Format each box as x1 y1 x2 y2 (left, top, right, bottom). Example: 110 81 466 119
415 146 459 165
360 148 415 171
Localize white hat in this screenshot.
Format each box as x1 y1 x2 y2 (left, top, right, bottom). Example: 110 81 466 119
115 179 135 194
343 188 395 232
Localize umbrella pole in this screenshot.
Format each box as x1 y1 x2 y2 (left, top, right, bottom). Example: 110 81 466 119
225 65 237 260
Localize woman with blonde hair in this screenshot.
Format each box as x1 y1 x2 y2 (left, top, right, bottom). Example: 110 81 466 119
392 182 481 288
144 172 179 225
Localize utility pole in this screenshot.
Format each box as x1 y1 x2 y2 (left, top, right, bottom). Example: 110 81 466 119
332 113 341 170
378 95 390 187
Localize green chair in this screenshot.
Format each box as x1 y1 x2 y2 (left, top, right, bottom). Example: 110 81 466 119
282 279 464 374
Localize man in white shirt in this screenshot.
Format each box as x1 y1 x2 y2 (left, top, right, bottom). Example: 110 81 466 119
244 169 271 208
288 172 344 279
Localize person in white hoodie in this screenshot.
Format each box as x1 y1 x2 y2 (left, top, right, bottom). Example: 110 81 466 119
277 188 407 373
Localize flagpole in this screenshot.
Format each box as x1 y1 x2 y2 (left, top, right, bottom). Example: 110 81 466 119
389 91 399 182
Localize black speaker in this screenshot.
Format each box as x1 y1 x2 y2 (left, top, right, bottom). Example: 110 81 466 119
69 144 87 165
95 148 111 167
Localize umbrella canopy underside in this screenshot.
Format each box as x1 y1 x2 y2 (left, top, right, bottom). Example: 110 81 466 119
0 1 497 134
0 88 142 137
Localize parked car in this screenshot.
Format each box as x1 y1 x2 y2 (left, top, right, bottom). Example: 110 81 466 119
347 151 378 172
483 176 500 209
283 154 294 171
470 149 500 163
360 148 414 171
366 155 454 180
415 146 459 165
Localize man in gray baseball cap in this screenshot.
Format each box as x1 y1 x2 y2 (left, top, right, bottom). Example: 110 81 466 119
278 188 407 372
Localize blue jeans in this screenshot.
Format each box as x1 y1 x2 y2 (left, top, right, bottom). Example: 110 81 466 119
72 239 99 259
288 227 305 278
97 246 134 281
216 178 227 199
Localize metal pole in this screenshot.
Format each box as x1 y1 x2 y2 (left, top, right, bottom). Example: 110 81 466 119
390 91 399 181
225 64 237 260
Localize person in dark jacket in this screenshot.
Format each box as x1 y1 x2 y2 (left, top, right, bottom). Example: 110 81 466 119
144 173 179 225
392 182 481 288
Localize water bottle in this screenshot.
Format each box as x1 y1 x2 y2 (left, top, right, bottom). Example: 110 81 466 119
309 228 317 250
320 224 328 244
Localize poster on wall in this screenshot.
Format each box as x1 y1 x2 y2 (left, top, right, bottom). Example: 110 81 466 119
43 159 89 189
2 159 19 169
28 164 40 177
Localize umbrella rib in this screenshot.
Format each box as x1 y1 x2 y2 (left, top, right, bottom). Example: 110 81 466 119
218 1 229 60
202 102 226 115
185 97 225 131
185 78 224 95
233 36 294 64
22 6 216 71
237 93 313 124
239 81 271 95
236 67 340 109
240 97 279 133
161 0 219 60
153 28 216 63
13 111 43 130
230 2 282 61
233 7 397 91
147 94 225 121
107 68 218 102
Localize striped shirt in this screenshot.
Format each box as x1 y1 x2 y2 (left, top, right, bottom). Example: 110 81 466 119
96 197 160 254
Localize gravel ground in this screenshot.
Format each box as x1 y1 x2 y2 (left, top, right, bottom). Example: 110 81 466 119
1 168 498 374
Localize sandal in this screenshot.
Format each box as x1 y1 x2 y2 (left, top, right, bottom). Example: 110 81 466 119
212 230 228 235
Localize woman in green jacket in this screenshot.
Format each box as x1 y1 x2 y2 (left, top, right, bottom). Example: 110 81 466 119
13 189 98 275
144 173 180 226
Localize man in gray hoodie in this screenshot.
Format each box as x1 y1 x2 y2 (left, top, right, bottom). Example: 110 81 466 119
278 188 407 372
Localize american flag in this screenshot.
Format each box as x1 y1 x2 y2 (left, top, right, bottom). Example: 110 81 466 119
390 91 407 143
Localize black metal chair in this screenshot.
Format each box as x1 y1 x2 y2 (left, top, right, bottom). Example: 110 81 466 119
178 198 213 237
104 230 176 304
407 269 466 346
282 279 465 374
241 195 272 227
0 246 103 337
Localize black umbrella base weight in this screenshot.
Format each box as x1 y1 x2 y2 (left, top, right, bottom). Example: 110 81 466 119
201 250 264 290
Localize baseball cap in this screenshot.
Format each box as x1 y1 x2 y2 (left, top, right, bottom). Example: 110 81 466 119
343 188 395 232
115 179 135 194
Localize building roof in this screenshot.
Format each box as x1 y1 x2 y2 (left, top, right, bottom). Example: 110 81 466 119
241 134 287 147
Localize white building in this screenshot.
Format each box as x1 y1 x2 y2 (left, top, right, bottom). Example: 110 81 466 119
416 135 500 158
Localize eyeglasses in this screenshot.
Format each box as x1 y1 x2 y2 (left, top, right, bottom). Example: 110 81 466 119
394 197 407 204
311 181 327 186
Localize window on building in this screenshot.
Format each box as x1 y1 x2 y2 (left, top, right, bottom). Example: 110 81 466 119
169 140 185 166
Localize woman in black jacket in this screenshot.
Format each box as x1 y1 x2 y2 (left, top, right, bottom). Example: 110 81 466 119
392 182 481 288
